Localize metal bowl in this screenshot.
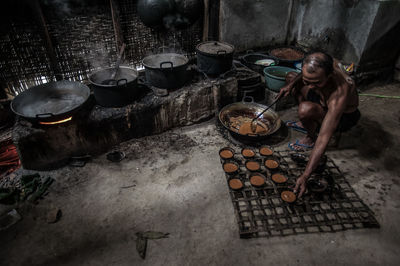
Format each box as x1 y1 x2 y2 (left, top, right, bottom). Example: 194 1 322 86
218 96 281 141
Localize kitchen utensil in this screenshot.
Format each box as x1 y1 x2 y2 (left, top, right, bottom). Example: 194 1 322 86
250 95 281 132
218 95 281 142
196 41 234 75
263 66 300 92
240 53 278 74
89 66 139 107
11 81 90 123
110 43 126 81
142 53 189 89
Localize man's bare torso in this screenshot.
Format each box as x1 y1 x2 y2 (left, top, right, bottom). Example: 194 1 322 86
311 64 359 113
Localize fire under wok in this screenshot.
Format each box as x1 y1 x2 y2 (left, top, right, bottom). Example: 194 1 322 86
11 80 90 123
219 96 281 141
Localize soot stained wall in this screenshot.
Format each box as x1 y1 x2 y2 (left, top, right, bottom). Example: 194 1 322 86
220 0 291 50
219 0 400 73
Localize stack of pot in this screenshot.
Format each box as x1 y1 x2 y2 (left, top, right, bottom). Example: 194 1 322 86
237 73 265 103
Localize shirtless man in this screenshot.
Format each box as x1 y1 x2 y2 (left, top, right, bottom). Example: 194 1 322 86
277 51 360 198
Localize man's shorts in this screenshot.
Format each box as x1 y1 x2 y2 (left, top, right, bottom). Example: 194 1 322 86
307 90 360 132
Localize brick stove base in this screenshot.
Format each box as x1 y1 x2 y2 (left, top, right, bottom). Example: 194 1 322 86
12 74 239 170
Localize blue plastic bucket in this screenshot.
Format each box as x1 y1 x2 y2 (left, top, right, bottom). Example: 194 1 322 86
263 66 299 92
294 61 302 71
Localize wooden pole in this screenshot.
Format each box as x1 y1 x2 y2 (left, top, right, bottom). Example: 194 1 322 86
208 0 220 41
28 0 62 81
203 0 210 41
110 0 124 52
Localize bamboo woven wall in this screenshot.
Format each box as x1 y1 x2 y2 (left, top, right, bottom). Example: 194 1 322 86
0 0 202 96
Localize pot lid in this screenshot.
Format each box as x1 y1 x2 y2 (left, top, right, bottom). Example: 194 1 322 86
142 53 189 69
196 41 234 55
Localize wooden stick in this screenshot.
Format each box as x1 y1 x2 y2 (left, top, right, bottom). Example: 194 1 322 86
110 0 124 53
203 0 210 41
29 0 62 81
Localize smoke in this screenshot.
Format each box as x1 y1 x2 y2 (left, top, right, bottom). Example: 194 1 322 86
41 0 72 16
41 0 103 17
142 30 187 59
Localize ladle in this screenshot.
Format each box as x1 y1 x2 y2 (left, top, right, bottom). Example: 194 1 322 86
250 95 281 132
102 43 126 85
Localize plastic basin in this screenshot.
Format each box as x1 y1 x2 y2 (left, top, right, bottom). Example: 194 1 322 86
263 66 299 92
294 61 302 71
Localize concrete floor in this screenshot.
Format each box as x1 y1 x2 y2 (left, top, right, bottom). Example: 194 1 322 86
1 82 400 266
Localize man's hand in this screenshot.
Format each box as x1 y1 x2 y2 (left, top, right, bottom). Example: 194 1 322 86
276 84 293 99
293 176 307 198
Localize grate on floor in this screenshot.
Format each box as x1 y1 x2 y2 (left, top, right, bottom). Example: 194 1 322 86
220 147 380 238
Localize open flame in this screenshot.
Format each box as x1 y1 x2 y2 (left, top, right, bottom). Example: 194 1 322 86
39 116 73 125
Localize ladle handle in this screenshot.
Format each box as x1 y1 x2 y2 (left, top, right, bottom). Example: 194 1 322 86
252 96 281 122
111 43 126 80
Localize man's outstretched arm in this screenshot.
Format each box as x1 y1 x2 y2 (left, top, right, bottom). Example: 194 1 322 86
294 90 348 197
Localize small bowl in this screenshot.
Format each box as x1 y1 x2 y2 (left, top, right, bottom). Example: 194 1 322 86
281 190 296 203
249 173 267 187
307 177 329 193
271 173 287 184
222 161 240 174
228 178 244 190
219 147 235 160
241 147 256 158
259 146 273 156
245 160 261 172
265 159 279 170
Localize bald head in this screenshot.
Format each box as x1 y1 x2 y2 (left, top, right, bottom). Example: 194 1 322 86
303 52 333 76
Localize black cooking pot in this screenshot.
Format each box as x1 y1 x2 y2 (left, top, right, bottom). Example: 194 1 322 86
11 80 90 123
142 53 189 89
89 66 139 107
196 41 234 75
137 0 175 28
240 53 278 74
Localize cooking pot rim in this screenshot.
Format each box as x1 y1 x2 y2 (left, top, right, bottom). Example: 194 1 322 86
196 41 235 57
242 53 278 63
268 45 305 62
89 66 138 87
142 53 189 70
263 66 300 81
10 80 90 121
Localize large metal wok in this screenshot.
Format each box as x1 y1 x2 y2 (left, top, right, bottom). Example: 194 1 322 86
11 80 90 123
219 96 281 141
